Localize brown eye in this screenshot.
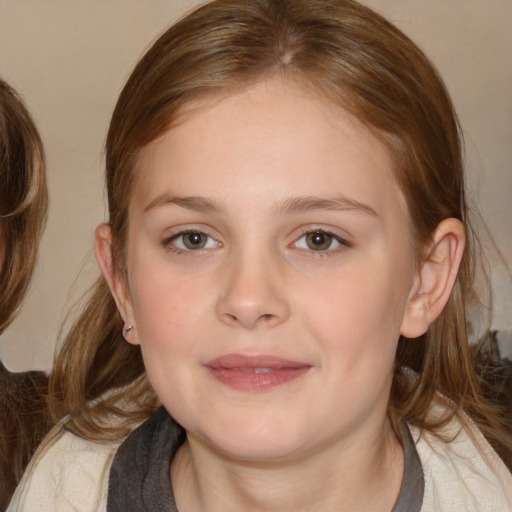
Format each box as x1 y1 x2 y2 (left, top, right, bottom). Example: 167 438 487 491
305 231 334 251
292 229 347 254
168 230 219 251
182 231 208 250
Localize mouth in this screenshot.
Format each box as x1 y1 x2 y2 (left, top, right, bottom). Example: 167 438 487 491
204 354 312 391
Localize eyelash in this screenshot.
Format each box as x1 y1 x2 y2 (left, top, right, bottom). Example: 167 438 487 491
291 228 351 255
162 227 350 257
162 229 221 254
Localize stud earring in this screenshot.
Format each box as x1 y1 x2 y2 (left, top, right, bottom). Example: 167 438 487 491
124 324 133 334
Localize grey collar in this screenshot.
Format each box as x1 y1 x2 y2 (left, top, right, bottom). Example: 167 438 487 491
107 407 424 511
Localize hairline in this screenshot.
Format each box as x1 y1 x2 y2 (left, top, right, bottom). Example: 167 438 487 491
116 71 422 272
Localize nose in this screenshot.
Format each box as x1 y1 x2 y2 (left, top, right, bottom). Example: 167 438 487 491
215 249 290 329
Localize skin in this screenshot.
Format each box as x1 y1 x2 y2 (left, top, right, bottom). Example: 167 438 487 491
96 79 465 511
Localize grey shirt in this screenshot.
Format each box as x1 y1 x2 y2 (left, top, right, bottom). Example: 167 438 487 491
107 407 424 511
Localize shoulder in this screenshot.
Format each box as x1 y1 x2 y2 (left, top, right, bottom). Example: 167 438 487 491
0 362 50 509
7 423 125 512
410 406 512 512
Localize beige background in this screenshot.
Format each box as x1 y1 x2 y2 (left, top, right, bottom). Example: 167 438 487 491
0 0 511 372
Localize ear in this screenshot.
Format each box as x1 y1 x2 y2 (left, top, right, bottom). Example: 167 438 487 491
400 218 466 338
94 223 140 345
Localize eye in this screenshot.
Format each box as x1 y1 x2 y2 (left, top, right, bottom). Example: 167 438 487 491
169 230 219 251
293 230 346 252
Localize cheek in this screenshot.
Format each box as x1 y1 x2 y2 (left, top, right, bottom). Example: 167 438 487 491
129 272 211 401
297 260 410 363
130 268 212 352
308 272 406 330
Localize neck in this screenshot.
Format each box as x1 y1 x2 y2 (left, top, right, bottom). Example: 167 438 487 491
171 418 404 512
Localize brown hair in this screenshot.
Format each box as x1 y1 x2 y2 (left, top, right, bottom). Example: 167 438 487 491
0 79 48 333
50 0 512 462
0 79 49 507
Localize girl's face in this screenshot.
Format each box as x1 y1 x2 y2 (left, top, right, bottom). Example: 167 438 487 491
115 80 420 462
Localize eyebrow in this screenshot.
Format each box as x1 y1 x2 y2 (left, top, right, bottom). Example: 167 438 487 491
144 193 377 217
144 194 222 214
276 195 378 217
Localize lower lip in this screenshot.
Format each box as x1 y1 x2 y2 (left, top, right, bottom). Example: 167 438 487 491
205 366 311 391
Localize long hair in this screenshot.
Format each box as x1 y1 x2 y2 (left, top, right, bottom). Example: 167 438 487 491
0 79 49 507
0 79 47 333
50 0 512 461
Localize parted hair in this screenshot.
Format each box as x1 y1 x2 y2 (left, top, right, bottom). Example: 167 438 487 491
0 79 47 334
50 0 511 463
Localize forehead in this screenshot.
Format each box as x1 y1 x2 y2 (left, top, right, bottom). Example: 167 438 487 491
133 79 407 221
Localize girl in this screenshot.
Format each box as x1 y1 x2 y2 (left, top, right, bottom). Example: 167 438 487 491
10 0 512 510
0 79 49 509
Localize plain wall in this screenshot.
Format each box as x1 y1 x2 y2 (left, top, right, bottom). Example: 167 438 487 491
0 0 511 372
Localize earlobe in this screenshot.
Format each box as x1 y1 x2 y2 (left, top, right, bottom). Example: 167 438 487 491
94 223 140 345
400 218 466 338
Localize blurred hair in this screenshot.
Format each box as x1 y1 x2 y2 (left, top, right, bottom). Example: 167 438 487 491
50 0 511 463
0 79 47 333
0 78 49 507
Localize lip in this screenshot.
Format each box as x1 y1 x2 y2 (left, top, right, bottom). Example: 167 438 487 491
204 354 312 391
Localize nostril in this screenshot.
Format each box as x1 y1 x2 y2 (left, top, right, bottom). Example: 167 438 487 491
221 312 276 328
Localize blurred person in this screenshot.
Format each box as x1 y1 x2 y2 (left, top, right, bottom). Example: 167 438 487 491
0 78 49 510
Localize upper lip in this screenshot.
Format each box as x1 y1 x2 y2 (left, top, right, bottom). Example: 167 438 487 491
205 354 310 370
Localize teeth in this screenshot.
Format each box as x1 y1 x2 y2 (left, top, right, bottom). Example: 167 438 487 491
232 367 274 373
254 367 272 374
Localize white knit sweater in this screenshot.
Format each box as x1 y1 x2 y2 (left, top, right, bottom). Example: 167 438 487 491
8 410 512 511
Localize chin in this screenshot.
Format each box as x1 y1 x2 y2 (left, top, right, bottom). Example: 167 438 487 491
195 418 311 463
214 439 304 464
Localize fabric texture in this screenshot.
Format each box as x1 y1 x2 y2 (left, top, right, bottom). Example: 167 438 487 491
106 407 423 512
107 407 424 512
7 404 512 511
107 407 184 512
0 362 50 510
7 424 122 512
